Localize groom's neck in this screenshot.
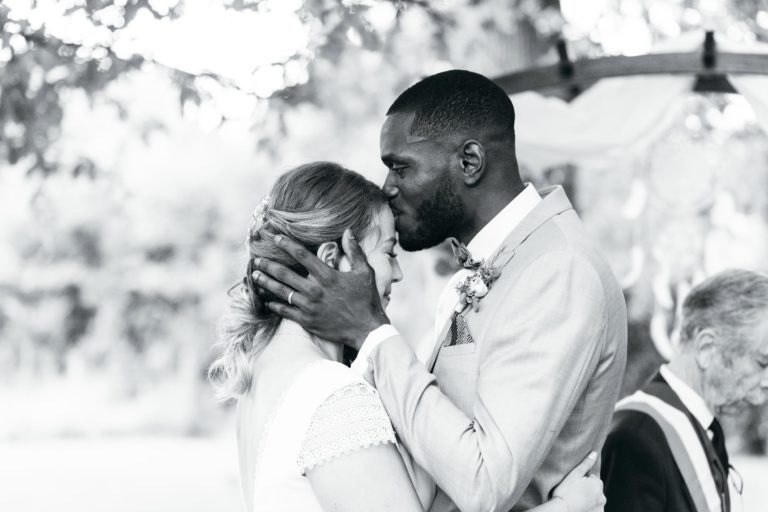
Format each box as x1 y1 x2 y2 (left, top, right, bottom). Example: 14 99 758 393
454 178 526 245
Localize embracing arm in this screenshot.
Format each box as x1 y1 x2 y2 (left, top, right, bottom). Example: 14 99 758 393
528 452 606 512
250 236 610 511
307 443 425 512
298 380 432 512
364 251 609 512
306 409 605 512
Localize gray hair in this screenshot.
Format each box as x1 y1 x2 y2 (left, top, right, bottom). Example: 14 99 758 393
680 269 768 349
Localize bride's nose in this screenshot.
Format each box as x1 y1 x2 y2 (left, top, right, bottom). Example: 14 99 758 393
392 259 403 283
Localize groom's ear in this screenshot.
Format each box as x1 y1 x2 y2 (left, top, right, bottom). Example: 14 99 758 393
316 241 340 268
459 140 485 186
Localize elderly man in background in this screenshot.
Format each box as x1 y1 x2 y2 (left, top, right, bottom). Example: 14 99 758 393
601 269 768 512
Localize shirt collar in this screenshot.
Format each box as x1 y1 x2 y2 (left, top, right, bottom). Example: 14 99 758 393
660 365 715 430
466 183 541 261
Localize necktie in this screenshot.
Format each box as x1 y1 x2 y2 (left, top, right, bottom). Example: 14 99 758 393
709 418 731 512
709 418 730 475
443 311 475 347
449 238 481 270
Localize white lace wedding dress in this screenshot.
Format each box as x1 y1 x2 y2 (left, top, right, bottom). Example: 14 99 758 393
236 322 403 511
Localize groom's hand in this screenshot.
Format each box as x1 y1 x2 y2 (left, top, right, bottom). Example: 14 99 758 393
252 229 389 349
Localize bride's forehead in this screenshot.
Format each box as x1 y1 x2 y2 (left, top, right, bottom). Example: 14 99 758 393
360 208 394 249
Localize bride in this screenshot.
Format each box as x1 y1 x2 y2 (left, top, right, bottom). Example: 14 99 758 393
209 161 605 512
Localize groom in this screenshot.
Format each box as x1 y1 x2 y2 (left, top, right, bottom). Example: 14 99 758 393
253 70 627 511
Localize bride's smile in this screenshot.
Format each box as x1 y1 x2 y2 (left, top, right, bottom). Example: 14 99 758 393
334 206 402 309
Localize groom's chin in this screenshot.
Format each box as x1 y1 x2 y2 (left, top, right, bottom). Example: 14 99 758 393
397 229 445 252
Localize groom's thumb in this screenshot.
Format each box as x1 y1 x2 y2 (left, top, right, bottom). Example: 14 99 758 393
342 229 367 270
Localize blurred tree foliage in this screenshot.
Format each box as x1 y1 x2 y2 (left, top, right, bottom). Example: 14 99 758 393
0 0 564 176
0 1 168 175
0 0 564 436
2 0 766 448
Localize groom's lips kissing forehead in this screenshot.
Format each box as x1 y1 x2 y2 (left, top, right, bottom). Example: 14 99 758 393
390 202 410 230
389 201 404 218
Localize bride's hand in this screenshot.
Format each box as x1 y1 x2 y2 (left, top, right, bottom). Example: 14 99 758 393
551 452 606 512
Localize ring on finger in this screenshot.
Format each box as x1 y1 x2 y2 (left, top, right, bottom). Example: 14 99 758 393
287 290 295 306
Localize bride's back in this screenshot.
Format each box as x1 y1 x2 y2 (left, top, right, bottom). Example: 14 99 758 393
236 321 329 511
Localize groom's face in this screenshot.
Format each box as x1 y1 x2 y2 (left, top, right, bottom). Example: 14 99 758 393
380 112 465 251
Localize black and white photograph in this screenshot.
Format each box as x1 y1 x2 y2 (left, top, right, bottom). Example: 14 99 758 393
1 0 767 511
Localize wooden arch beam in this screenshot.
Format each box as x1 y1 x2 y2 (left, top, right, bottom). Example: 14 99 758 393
494 34 768 97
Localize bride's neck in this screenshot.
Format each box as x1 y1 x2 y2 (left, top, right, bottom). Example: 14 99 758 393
314 338 344 363
277 319 343 363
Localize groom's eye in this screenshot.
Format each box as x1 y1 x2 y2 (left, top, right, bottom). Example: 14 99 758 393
390 165 407 176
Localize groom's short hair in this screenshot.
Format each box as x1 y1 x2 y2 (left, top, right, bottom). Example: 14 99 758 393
386 69 516 142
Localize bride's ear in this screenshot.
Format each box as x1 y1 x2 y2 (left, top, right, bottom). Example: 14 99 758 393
316 241 340 268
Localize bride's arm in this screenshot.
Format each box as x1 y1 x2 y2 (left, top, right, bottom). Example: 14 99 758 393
298 381 428 512
307 443 425 512
527 452 606 512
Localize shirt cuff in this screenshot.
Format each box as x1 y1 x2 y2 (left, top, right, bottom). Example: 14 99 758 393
350 324 400 375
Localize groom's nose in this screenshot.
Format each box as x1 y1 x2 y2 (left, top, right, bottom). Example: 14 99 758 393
383 174 399 199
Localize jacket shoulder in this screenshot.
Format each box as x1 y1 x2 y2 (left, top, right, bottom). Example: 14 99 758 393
606 409 673 459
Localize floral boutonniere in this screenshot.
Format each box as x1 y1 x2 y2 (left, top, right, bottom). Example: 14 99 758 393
455 248 515 313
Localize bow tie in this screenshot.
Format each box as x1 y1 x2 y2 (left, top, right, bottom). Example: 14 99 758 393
449 238 482 270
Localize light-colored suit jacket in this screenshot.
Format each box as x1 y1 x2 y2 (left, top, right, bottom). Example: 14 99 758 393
366 186 628 512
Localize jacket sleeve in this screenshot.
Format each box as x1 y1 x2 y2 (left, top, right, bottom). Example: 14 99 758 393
365 251 609 512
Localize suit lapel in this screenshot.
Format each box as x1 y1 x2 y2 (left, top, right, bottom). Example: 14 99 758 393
425 186 574 372
498 185 574 255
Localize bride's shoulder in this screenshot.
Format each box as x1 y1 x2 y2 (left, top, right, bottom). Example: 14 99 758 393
300 359 371 394
297 363 394 473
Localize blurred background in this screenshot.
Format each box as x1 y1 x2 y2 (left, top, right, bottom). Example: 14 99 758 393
1 0 767 510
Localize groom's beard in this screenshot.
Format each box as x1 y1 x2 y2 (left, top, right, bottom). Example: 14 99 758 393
396 174 465 252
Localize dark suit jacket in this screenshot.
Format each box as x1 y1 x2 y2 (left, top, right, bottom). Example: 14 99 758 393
601 373 727 512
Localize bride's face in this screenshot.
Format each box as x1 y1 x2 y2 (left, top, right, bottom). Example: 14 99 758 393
338 206 403 308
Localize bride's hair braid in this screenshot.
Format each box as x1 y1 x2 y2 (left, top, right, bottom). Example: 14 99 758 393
208 162 387 401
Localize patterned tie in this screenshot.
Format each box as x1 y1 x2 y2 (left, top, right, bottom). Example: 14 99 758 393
449 238 481 270
709 418 730 475
442 311 475 347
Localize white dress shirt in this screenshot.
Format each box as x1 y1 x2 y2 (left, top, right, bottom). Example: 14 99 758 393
352 184 541 373
660 364 715 437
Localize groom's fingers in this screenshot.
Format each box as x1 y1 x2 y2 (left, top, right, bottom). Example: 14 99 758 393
252 257 315 299
252 269 309 310
265 301 304 323
341 229 368 270
273 235 333 281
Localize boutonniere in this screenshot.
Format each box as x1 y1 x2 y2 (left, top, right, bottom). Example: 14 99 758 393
455 248 515 313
